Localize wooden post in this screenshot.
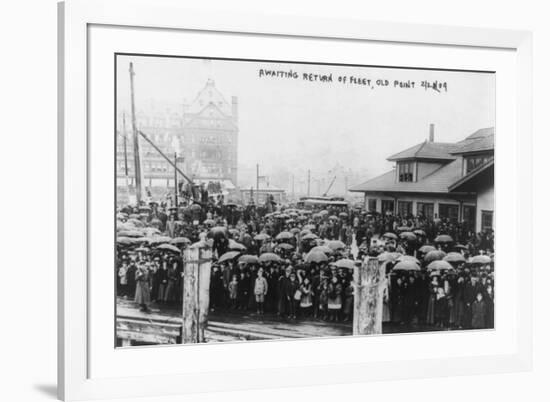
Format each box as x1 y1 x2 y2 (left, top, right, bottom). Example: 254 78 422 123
353 256 386 335
182 243 212 343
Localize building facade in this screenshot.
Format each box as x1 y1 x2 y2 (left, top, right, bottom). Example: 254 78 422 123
349 126 494 233
116 79 239 203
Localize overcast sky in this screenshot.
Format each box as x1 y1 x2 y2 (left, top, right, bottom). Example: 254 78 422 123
116 55 495 181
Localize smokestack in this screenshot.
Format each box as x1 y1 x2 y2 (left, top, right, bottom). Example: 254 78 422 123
231 96 238 124
429 123 435 142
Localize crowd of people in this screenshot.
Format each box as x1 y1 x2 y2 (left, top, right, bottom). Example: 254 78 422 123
116 192 495 332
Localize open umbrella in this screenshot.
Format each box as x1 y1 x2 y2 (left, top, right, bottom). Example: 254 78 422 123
397 255 421 265
333 258 355 270
418 245 436 254
209 226 228 235
218 251 240 263
399 231 417 242
396 226 411 232
435 234 454 243
116 236 137 246
471 255 491 264
393 260 420 271
444 252 466 263
254 233 271 241
310 245 333 255
305 250 329 263
326 240 346 251
117 230 144 238
275 243 294 251
377 251 401 263
147 236 172 245
424 250 446 263
413 229 427 237
289 228 300 234
338 212 348 218
156 244 181 253
427 260 454 271
303 224 316 231
383 232 398 240
453 244 468 250
126 218 145 227
275 231 294 240
170 237 191 245
328 215 338 220
259 253 281 263
238 254 259 264
228 239 247 251
302 233 318 241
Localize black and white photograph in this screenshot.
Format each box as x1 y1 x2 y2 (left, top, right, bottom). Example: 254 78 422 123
115 54 495 347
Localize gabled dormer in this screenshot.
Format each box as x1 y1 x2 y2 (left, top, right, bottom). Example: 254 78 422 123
387 124 456 183
450 127 494 177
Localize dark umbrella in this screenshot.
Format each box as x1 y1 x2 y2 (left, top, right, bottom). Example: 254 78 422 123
276 231 294 240
333 258 355 270
399 231 417 242
254 233 271 241
418 245 436 254
393 260 420 271
170 237 191 245
435 234 454 243
259 253 281 263
156 244 181 253
427 260 454 271
424 250 447 263
383 232 398 240
471 255 491 264
238 254 259 264
443 252 466 263
305 250 329 263
218 251 240 263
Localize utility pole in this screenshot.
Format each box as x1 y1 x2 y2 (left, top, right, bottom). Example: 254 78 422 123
122 112 129 183
129 62 142 205
307 169 311 196
256 163 260 205
174 152 178 207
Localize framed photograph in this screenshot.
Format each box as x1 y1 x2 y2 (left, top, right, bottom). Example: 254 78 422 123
58 0 533 400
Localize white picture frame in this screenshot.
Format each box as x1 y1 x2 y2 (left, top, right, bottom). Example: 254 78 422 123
58 0 533 400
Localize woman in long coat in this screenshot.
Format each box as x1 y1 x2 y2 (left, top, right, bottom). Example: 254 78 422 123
134 264 152 312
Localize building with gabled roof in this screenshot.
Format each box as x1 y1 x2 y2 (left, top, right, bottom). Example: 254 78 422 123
349 125 494 232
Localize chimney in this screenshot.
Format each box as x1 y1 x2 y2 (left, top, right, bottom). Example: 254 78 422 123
429 123 435 142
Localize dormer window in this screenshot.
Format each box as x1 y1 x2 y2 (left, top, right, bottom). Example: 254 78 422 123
465 154 492 174
398 161 414 182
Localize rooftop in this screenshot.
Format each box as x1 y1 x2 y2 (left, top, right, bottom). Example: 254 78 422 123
349 126 495 194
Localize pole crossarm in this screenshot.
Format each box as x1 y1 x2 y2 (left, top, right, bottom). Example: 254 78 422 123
137 130 194 185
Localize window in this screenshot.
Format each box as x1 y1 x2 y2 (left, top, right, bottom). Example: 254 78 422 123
381 200 395 214
397 201 413 217
465 154 493 174
398 162 414 182
463 205 476 230
481 210 493 231
367 199 377 212
417 202 434 219
439 204 459 222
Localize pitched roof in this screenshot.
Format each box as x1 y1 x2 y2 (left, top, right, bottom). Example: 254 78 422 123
349 158 464 194
387 141 457 161
448 159 494 192
450 132 494 155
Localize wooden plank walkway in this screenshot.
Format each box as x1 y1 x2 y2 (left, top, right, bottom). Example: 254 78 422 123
116 298 352 344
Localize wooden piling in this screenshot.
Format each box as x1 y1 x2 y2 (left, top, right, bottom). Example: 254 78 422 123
353 256 386 335
182 243 212 343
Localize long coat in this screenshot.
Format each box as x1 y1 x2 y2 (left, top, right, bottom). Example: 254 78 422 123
134 269 151 305
471 300 487 329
